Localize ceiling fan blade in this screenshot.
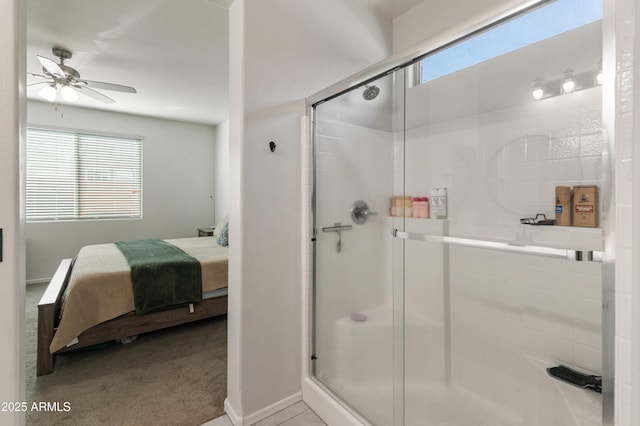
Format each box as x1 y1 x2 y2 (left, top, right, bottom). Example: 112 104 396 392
27 72 50 80
76 86 115 104
27 82 48 88
37 55 65 77
81 79 137 93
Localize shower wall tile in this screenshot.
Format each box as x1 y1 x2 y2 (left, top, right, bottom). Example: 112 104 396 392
403 87 604 244
615 114 633 159
616 334 632 387
617 248 632 295
616 292 632 339
617 158 632 204
616 204 632 248
449 244 602 419
315 119 394 321
614 0 635 418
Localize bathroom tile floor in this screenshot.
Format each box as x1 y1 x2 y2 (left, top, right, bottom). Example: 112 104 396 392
201 401 326 426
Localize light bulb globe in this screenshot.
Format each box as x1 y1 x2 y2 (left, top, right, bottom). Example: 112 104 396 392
596 71 603 86
38 85 57 102
562 79 575 93
532 87 544 100
61 85 79 102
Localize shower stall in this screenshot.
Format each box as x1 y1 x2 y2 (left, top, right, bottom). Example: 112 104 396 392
307 0 611 425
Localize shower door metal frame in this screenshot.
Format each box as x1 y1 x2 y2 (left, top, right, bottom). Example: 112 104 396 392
307 0 615 424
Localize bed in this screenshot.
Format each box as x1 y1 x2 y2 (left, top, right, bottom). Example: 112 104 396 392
36 236 228 376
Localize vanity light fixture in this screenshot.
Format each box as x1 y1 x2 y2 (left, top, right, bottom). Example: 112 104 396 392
595 60 603 86
562 68 575 93
531 66 602 102
532 78 544 100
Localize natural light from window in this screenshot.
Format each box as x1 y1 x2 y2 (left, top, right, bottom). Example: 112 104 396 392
26 127 142 222
421 0 603 84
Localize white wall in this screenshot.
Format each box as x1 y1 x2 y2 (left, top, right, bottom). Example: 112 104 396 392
226 0 392 422
0 0 25 423
25 101 217 282
392 0 539 54
215 119 230 222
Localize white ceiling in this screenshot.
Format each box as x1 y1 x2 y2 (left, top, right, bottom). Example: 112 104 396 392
26 0 230 126
355 0 424 19
26 0 424 126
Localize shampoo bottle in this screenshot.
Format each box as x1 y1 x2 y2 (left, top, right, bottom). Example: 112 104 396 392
430 189 439 218
437 188 447 219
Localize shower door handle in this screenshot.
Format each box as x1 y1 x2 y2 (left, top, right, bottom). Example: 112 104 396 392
394 230 602 262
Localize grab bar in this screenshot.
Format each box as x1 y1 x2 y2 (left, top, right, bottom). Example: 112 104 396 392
394 230 602 262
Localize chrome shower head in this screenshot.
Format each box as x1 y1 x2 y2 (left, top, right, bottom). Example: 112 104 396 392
362 85 380 100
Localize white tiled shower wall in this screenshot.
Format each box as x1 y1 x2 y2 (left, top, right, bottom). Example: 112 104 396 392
448 247 602 425
403 87 604 243
398 83 604 424
313 118 394 376
613 0 635 423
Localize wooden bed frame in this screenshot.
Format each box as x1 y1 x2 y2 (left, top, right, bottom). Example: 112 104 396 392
37 258 228 376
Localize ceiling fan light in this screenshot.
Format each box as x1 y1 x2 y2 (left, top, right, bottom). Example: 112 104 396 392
39 84 57 102
61 85 79 102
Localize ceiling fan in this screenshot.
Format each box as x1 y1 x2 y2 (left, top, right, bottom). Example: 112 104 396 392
28 47 137 104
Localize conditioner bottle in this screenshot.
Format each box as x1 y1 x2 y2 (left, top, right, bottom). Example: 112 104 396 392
437 188 447 219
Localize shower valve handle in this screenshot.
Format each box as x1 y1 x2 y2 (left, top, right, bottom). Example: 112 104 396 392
351 200 377 224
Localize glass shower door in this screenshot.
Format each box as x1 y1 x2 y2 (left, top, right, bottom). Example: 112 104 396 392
312 70 405 425
312 1 606 425
401 1 605 424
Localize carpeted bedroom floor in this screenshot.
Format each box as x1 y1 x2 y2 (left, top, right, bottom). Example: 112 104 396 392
25 282 227 426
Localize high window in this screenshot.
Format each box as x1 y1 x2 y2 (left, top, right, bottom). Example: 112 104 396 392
26 127 142 222
420 0 603 84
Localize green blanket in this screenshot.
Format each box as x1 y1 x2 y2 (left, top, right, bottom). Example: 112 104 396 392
115 239 202 315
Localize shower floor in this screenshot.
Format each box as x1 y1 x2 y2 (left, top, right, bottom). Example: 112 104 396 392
405 383 524 426
322 378 522 426
318 306 601 426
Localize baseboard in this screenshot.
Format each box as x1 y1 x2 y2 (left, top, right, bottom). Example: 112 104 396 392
224 398 243 426
27 277 50 286
243 392 302 425
302 378 365 426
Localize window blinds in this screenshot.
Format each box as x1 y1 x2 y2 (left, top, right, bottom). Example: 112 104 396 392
26 127 142 221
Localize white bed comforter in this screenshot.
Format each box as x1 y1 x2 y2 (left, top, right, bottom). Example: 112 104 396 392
50 237 228 353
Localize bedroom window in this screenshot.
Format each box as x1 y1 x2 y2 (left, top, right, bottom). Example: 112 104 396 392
26 127 142 222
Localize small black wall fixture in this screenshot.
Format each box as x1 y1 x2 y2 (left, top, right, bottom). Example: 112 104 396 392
269 141 276 152
0 228 3 262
